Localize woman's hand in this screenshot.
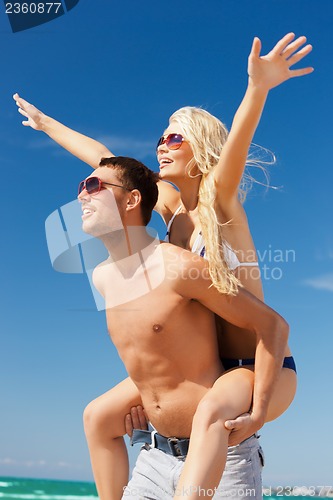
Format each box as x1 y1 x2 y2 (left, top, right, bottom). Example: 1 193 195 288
248 33 314 91
13 93 112 168
13 93 46 130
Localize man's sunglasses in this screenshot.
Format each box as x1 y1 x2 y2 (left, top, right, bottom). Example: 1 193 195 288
78 177 132 196
156 133 185 151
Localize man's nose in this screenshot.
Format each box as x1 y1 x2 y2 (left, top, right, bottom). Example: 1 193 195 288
78 188 90 201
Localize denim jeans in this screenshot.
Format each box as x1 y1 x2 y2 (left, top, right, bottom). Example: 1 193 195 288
122 435 264 499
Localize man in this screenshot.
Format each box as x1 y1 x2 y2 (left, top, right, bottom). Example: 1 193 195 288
78 156 288 499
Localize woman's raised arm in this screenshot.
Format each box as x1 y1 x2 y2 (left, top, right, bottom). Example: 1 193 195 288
13 93 113 169
13 93 180 218
214 33 313 206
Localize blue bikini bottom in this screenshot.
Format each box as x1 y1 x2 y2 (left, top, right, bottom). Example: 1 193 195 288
221 356 296 373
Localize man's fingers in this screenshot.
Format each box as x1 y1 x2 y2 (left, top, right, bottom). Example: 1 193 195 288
228 432 241 446
225 412 251 430
125 414 133 437
129 405 147 430
130 406 142 429
137 406 148 429
225 419 236 430
125 405 147 438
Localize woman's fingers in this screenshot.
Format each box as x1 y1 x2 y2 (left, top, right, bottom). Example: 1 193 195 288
289 66 314 78
18 107 28 117
287 44 313 67
250 37 261 59
13 93 31 112
270 32 295 55
281 35 307 59
17 106 31 126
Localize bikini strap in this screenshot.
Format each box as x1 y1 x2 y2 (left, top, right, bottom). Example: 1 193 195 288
165 205 183 241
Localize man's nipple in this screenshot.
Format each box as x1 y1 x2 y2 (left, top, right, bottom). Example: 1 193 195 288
152 324 163 333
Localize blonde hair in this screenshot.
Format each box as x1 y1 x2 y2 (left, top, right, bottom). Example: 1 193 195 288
169 106 272 295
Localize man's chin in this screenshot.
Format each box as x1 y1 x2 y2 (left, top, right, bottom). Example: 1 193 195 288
81 222 119 239
82 221 95 236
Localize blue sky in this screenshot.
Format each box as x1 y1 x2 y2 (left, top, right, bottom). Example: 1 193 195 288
1 0 333 488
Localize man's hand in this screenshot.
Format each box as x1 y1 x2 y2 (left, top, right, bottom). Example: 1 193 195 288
248 33 313 91
13 93 45 130
125 405 148 438
226 412 264 447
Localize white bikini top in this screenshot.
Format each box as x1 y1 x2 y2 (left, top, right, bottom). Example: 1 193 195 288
165 206 259 271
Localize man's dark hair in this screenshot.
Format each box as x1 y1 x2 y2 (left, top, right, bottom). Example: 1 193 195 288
99 156 159 225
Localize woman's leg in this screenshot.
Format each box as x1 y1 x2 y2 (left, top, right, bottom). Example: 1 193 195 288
175 362 297 499
174 368 254 500
83 377 142 500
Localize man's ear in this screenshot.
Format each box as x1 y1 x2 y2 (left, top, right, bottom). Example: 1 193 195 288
126 189 141 212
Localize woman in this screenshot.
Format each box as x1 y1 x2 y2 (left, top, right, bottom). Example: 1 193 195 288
14 33 312 499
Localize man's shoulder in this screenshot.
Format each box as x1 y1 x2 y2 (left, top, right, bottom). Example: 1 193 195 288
93 257 111 274
92 257 112 297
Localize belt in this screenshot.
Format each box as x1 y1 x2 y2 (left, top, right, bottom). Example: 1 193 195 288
131 428 190 457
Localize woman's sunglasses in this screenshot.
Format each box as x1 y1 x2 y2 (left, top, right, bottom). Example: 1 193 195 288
156 133 185 151
78 177 132 196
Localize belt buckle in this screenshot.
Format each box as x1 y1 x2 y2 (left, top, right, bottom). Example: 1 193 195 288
167 437 182 457
150 429 157 449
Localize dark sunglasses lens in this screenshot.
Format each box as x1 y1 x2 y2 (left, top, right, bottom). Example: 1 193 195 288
156 136 164 150
78 181 85 194
86 177 100 194
167 134 183 150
